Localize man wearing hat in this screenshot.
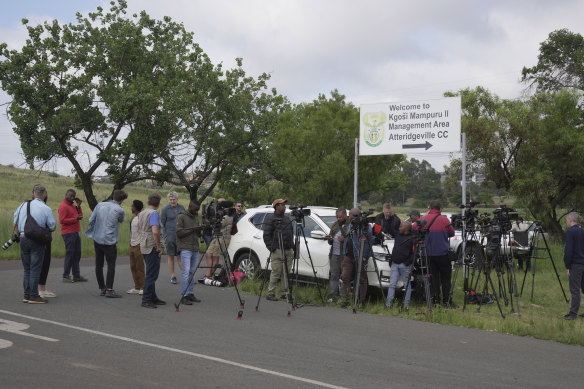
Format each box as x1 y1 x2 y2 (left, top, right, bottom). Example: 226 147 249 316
408 209 421 224
263 199 294 301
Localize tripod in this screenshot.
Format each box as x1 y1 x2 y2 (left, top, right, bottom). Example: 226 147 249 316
175 219 245 320
402 231 433 312
255 217 295 317
349 224 386 314
290 217 325 307
520 224 568 302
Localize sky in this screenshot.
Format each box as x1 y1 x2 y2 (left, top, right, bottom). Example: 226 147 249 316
1 0 583 175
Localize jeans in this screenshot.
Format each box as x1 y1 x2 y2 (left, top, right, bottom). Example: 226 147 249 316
142 248 161 303
386 262 412 307
329 254 343 299
569 263 584 316
94 242 117 289
20 237 45 298
180 250 200 296
63 232 82 278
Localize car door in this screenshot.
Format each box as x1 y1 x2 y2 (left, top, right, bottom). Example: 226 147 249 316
294 216 331 279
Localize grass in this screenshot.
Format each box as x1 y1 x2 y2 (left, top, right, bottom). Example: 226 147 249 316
0 164 198 260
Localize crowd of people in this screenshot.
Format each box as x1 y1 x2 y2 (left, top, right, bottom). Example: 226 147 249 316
12 185 584 318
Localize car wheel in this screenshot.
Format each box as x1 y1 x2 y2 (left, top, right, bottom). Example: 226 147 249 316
457 243 485 269
235 252 261 279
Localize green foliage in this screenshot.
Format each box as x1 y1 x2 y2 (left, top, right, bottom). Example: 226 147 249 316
522 29 584 93
387 158 443 206
223 90 404 207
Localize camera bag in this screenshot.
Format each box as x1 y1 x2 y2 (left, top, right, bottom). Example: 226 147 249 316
24 200 52 244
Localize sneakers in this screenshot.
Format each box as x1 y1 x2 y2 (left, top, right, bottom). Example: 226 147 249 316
39 290 56 298
186 294 201 303
22 296 30 303
126 288 141 294
138 289 143 295
153 299 166 305
198 275 210 283
170 276 177 284
105 290 122 298
73 275 88 282
63 276 75 283
100 289 106 296
180 297 193 305
266 294 279 301
28 296 48 304
141 301 157 309
564 313 577 320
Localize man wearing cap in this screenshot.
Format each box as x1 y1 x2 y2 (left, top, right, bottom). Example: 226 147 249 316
408 209 421 224
374 202 400 239
263 199 294 301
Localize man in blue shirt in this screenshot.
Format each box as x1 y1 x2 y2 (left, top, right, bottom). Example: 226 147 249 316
563 212 584 320
13 184 56 304
85 190 127 298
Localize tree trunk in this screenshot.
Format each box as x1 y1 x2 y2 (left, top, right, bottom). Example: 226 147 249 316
79 173 98 211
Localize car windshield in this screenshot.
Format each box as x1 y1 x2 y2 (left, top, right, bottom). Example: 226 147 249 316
319 216 337 229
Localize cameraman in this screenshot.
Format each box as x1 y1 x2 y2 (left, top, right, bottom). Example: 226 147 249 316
327 207 349 303
200 198 233 282
263 199 294 301
416 200 455 308
386 221 414 309
374 202 400 238
341 208 374 308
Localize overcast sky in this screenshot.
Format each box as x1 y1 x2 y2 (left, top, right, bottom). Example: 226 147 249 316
1 0 583 175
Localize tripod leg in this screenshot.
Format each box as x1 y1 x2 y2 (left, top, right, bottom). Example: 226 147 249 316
299 226 326 306
217 236 245 319
281 254 294 317
352 235 366 314
541 232 569 302
255 253 273 312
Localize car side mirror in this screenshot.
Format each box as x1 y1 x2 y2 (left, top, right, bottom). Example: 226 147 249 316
310 230 327 239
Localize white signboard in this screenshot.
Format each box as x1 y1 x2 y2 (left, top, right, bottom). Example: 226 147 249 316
359 96 461 156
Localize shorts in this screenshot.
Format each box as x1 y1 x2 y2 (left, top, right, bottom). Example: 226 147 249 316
206 237 230 257
165 239 177 256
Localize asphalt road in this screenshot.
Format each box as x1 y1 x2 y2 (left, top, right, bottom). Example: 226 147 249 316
1 256 583 388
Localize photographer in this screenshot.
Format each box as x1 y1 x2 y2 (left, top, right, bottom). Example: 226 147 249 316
341 208 375 308
326 207 349 303
263 199 294 301
386 221 414 309
200 198 233 282
13 184 56 304
416 200 455 308
374 202 400 239
563 212 584 320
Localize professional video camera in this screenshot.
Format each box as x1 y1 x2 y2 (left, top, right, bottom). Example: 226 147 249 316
2 233 20 250
491 204 518 232
289 205 311 222
204 199 235 230
413 219 430 240
350 210 375 230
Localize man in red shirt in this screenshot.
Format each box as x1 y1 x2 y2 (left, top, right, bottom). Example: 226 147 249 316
58 189 87 282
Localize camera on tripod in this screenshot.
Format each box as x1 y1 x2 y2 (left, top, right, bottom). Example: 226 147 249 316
289 205 311 221
205 199 235 229
492 205 518 231
2 233 20 250
351 210 375 230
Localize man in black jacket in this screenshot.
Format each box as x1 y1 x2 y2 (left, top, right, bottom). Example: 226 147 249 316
374 202 400 239
327 207 349 302
564 212 584 320
263 198 294 301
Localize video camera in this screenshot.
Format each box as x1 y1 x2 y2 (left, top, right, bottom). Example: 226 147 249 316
414 219 430 241
491 204 518 231
204 199 235 230
351 210 375 230
289 205 311 222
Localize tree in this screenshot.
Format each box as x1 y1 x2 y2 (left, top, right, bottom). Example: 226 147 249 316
156 58 285 203
0 1 206 209
522 29 584 93
387 158 443 206
224 90 404 207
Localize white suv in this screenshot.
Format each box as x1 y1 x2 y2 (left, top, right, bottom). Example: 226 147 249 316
227 206 393 289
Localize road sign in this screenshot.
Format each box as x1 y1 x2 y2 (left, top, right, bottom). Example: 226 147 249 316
359 96 461 156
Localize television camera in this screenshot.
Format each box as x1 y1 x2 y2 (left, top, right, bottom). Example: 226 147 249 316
289 205 311 222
